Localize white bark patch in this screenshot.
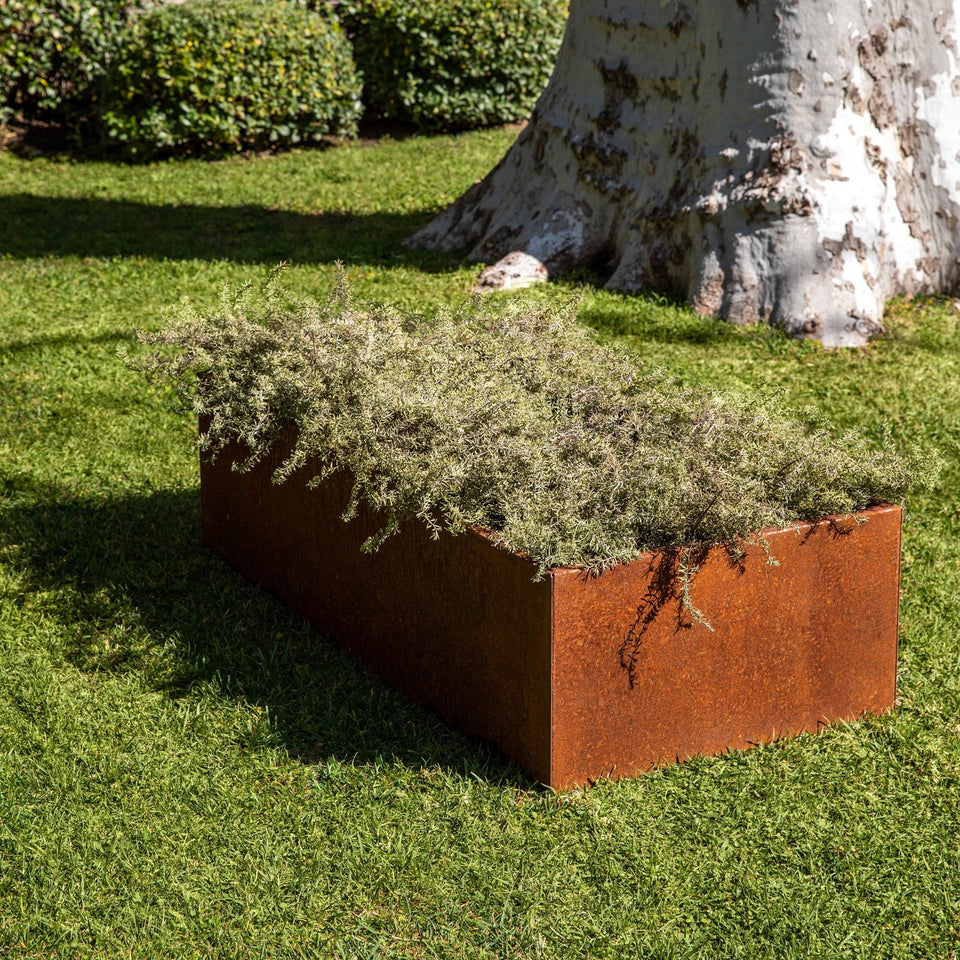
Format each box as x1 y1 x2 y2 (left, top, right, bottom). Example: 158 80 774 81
914 58 960 196
812 103 927 290
524 206 587 265
475 252 549 292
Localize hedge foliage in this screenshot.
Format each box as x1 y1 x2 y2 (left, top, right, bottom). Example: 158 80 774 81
0 0 131 126
2 0 564 147
99 0 361 157
340 0 567 132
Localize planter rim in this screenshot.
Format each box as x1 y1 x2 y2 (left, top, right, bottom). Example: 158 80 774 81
461 501 897 575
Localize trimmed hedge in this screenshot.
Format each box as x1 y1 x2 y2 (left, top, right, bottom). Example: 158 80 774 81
340 0 567 132
99 0 362 157
0 0 131 126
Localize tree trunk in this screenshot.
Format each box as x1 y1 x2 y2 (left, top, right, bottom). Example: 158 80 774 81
406 0 960 346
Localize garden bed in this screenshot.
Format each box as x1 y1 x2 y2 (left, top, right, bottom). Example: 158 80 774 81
201 425 901 788
134 279 915 786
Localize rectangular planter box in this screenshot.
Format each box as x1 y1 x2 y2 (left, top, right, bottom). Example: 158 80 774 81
200 428 902 789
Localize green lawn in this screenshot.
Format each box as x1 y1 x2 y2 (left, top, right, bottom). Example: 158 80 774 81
1 131 959 959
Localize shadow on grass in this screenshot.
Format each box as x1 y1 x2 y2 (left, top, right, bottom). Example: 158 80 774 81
0 330 130 354
2 194 819 349
0 484 531 787
578 302 742 348
0 193 464 271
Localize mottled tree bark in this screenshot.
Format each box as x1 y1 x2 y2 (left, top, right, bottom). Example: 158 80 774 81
407 0 960 346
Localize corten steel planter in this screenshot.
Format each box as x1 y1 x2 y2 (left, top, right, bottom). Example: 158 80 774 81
200 428 902 789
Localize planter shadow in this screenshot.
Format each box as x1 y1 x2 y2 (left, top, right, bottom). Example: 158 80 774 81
0 486 532 785
201 429 903 789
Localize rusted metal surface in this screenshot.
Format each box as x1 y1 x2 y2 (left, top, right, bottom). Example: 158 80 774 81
200 424 902 789
200 428 553 783
550 506 902 787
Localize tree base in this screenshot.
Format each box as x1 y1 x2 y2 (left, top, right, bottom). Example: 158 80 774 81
407 0 960 346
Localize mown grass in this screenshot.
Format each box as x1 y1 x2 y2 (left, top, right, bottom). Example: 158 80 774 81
1 131 959 958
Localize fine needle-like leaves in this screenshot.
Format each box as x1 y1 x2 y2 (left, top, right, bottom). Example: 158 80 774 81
127 270 928 576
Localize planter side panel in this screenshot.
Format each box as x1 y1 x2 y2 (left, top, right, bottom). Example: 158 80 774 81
200 436 553 783
550 505 902 788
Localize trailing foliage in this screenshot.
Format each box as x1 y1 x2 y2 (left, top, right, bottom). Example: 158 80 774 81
99 0 361 157
0 0 131 126
339 0 567 132
129 272 921 574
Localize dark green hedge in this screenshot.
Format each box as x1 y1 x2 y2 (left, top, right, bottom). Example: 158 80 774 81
340 0 567 132
0 0 131 126
99 0 362 157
